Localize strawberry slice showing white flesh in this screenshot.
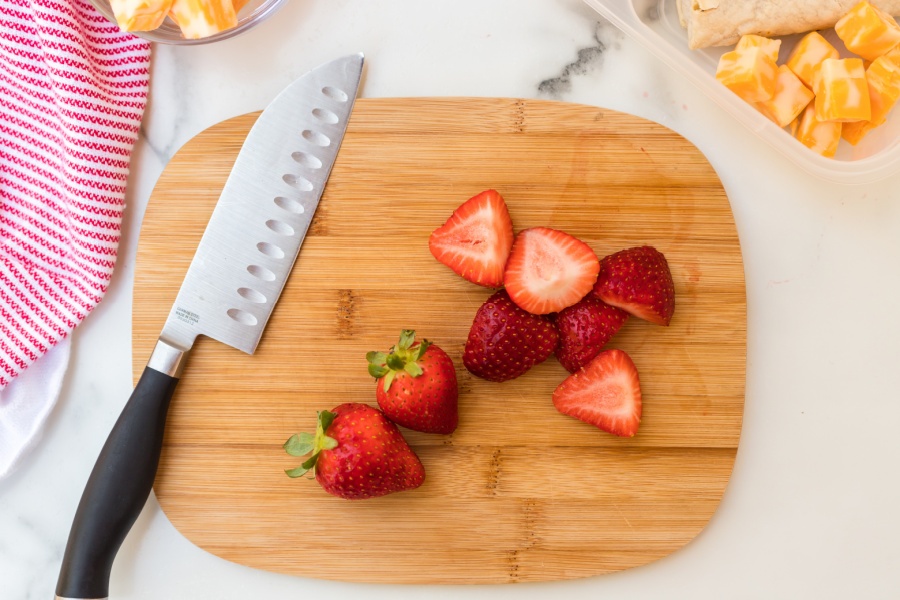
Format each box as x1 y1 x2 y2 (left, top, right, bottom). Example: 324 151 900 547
552 349 642 437
428 189 514 288
503 227 600 315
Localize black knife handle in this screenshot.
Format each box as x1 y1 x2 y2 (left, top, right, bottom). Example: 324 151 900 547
56 366 180 600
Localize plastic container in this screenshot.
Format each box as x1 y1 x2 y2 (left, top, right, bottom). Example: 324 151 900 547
585 0 900 184
89 0 286 45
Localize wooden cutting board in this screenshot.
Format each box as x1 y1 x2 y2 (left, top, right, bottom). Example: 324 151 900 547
133 98 745 584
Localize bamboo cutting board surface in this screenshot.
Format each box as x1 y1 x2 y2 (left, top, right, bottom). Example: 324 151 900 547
133 98 746 584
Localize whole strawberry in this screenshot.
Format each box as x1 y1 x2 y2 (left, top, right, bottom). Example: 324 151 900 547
463 289 558 382
555 295 629 373
283 403 425 500
367 330 458 434
592 246 675 326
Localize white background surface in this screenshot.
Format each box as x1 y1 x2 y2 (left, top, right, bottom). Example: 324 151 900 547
3 0 900 598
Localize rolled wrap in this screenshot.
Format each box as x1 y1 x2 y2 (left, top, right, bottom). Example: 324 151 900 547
679 0 900 48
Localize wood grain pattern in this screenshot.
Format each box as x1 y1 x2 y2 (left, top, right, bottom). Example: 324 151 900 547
133 98 746 584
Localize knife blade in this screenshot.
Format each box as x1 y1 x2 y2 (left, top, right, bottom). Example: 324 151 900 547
55 53 365 600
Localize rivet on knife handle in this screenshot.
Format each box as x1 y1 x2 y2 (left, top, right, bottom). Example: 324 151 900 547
55 53 364 599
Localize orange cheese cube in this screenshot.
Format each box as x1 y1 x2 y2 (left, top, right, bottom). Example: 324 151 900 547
835 1 900 62
109 0 174 31
786 32 840 90
884 44 900 68
795 104 842 157
169 0 237 39
841 119 879 144
842 55 900 144
716 47 778 103
789 116 801 138
757 65 815 127
232 0 251 12
814 58 872 122
864 55 900 123
736 34 782 63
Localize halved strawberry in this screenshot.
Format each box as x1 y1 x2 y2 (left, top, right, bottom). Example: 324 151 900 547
554 296 629 374
552 349 642 437
592 246 675 326
503 227 600 315
463 289 558 382
429 189 514 287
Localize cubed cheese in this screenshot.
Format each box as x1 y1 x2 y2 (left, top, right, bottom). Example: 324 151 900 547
842 55 900 144
736 34 782 63
716 47 778 103
109 0 174 31
884 44 900 68
835 1 900 62
864 55 900 123
785 32 840 90
169 0 237 39
814 58 872 122
757 65 815 127
795 104 842 157
841 119 879 144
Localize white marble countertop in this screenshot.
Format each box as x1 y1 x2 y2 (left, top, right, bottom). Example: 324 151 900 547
4 0 900 597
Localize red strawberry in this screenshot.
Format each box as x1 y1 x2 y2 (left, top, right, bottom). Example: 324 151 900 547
554 296 629 373
592 246 675 326
283 403 425 499
463 289 558 382
503 227 600 315
552 349 642 437
367 330 458 434
429 189 514 287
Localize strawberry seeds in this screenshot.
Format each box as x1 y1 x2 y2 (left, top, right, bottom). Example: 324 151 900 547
284 189 676 500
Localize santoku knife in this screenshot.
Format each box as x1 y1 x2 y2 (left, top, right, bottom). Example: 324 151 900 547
55 53 365 600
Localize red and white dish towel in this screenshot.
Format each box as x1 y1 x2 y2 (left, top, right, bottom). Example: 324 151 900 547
0 0 150 477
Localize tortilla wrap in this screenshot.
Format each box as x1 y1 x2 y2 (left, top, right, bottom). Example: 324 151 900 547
679 0 900 48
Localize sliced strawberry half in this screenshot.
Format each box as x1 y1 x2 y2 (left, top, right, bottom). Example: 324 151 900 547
503 227 600 315
429 189 514 288
592 245 675 326
554 296 629 374
552 349 642 437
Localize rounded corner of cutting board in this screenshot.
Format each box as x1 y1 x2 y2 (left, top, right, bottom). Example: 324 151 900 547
136 97 746 584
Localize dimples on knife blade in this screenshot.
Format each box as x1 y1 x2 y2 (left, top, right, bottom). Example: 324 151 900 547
160 53 363 357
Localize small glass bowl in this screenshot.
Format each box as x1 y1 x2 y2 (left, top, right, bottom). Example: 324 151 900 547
89 0 287 45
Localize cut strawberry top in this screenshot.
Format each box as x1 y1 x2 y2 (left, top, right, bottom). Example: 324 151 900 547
592 246 675 326
554 296 629 374
429 189 514 288
503 227 600 315
552 349 642 438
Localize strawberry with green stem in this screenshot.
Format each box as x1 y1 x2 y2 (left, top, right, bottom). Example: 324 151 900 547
284 403 425 500
367 330 458 434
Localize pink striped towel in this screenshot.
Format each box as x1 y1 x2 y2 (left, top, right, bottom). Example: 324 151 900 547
0 0 150 475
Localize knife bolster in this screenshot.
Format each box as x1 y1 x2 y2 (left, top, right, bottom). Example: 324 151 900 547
148 339 189 378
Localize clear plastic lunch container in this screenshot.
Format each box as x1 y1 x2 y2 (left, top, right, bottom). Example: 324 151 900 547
584 0 900 184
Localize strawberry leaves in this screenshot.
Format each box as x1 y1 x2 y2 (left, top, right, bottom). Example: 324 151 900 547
371 329 459 434
367 329 432 392
285 403 426 499
283 410 338 478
